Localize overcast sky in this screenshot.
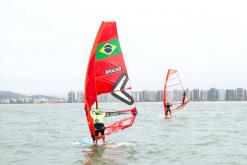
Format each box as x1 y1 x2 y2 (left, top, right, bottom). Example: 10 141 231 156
1 0 247 97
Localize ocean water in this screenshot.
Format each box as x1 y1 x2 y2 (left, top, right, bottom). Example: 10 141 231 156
0 102 247 165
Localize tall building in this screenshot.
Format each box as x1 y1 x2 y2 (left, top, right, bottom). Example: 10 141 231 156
236 88 244 101
208 88 218 101
141 90 150 102
226 90 235 101
200 90 207 101
76 92 84 103
185 89 190 100
245 89 247 101
156 90 163 102
189 90 193 101
67 90 75 103
149 91 157 102
132 91 141 102
218 89 226 101
191 89 200 101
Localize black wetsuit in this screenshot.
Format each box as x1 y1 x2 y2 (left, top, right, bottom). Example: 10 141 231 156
94 123 105 136
166 104 172 114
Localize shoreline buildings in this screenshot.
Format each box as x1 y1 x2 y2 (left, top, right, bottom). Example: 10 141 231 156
133 88 247 102
1 88 247 104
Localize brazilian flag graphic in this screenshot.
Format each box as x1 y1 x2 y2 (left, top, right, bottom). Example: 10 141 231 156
96 39 122 60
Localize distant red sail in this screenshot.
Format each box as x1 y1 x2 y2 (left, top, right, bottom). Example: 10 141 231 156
84 22 137 140
164 69 189 114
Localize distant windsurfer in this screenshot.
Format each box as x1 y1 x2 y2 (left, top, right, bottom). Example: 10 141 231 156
91 109 107 145
165 102 172 117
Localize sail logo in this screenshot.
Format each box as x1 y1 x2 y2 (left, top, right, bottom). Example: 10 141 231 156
104 66 122 75
111 73 134 105
96 39 121 60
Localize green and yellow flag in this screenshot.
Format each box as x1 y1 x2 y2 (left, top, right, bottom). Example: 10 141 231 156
96 39 121 60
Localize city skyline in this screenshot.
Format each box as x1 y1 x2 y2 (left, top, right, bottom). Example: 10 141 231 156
1 0 247 95
2 86 247 99
68 87 247 102
1 87 247 104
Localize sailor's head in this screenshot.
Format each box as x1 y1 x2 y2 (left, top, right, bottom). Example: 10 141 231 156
167 102 170 105
95 109 100 115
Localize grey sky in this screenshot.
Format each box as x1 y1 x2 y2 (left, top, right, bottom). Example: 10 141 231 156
1 0 247 97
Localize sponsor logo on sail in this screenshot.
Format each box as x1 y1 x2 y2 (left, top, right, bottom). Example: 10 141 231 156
104 66 122 75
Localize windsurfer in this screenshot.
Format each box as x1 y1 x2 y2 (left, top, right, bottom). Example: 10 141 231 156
91 109 106 145
165 102 172 117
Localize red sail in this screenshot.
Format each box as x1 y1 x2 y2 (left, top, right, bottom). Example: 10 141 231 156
164 69 189 114
84 22 137 140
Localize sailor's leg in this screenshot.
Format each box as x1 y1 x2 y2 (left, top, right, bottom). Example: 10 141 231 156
95 130 99 145
95 136 98 145
103 136 106 145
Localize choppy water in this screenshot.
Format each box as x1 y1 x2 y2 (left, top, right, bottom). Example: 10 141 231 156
0 102 247 165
